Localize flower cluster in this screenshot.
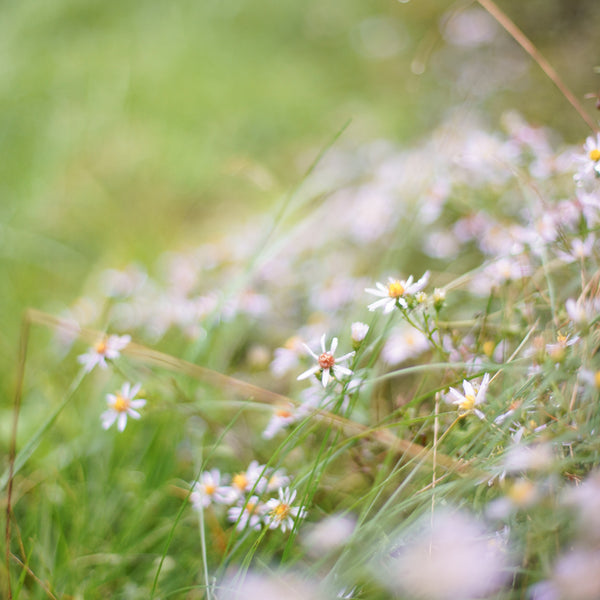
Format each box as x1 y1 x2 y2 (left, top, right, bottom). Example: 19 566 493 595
190 462 306 533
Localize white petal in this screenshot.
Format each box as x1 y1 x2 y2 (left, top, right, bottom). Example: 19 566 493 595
117 413 128 432
320 333 327 353
462 380 476 398
330 337 338 355
297 366 319 381
321 369 330 387
336 351 355 363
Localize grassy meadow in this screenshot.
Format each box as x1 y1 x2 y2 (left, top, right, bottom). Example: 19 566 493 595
3 0 600 598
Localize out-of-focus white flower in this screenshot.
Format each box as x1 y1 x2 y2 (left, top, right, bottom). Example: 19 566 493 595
297 334 354 387
556 235 595 263
262 405 299 439
552 548 600 600
350 321 369 344
227 495 266 531
381 325 430 366
445 373 491 419
503 443 554 474
264 487 307 533
225 461 268 500
218 571 326 600
580 368 600 391
190 469 233 509
381 510 510 600
486 478 539 519
78 334 131 372
545 333 579 362
270 336 305 378
101 382 146 432
266 468 291 492
302 514 356 556
468 257 532 295
366 272 430 313
566 297 599 327
563 470 600 540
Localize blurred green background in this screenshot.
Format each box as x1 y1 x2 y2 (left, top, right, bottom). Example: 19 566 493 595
1 0 599 391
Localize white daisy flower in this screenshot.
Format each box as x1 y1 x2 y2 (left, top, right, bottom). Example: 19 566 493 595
78 334 131 372
264 487 307 533
101 382 146 432
266 468 291 492
190 469 234 509
546 333 579 362
223 460 268 500
262 405 298 440
445 373 491 419
574 133 600 184
227 495 266 531
297 334 354 387
365 271 430 313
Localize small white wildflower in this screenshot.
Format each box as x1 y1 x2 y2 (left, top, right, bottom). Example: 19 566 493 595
78 334 131 372
365 271 430 313
101 382 146 432
552 548 600 600
556 234 595 263
302 514 356 556
264 487 307 533
580 368 600 390
545 333 579 362
262 405 299 440
381 325 430 366
382 510 510 600
227 495 266 531
445 373 491 419
224 460 268 500
219 571 326 600
350 321 369 344
297 334 354 387
266 468 291 492
190 469 233 509
565 297 599 327
574 133 600 184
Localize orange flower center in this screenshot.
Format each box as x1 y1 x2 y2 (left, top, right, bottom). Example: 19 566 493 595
95 340 108 355
276 409 293 418
111 394 130 413
387 281 405 298
204 483 217 495
271 503 290 521
318 352 335 369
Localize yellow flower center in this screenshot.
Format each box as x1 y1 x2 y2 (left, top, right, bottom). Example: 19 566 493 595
482 340 495 357
595 371 600 389
590 148 600 162
318 352 335 369
111 394 130 413
233 473 248 490
245 502 257 514
204 483 217 496
271 503 290 521
387 281 405 298
508 479 536 506
95 340 108 355
460 394 476 412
